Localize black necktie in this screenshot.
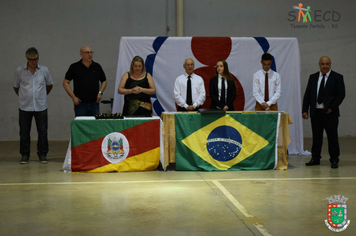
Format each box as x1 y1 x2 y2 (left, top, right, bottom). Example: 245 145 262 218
220 77 226 104
186 75 192 105
317 74 326 104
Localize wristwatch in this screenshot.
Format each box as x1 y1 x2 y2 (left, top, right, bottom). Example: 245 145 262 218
99 91 103 95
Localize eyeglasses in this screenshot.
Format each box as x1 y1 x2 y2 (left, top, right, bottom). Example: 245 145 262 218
27 57 39 62
185 64 194 67
82 51 94 55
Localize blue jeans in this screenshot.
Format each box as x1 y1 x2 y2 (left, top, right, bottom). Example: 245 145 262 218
19 109 48 157
74 102 100 116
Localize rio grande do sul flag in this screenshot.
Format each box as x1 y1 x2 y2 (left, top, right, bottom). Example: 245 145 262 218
175 112 280 171
70 118 160 172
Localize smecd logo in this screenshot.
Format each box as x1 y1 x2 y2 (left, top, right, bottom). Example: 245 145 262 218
293 3 312 23
288 2 340 29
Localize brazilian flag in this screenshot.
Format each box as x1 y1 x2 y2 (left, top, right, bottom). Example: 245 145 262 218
175 112 279 171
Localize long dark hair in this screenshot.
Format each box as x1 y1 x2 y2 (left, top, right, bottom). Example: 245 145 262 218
216 60 235 84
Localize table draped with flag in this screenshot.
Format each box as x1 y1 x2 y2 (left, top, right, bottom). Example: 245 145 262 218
62 117 160 173
160 112 292 171
62 113 291 172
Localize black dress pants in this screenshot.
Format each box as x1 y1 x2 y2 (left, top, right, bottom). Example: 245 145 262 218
311 109 339 163
19 109 48 157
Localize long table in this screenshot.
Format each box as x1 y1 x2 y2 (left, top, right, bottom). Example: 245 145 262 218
62 117 160 173
161 112 292 170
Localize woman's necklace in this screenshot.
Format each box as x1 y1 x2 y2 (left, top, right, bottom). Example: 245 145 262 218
131 73 143 80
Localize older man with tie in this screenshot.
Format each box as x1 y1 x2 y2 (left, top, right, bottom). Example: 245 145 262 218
174 58 206 111
302 56 345 168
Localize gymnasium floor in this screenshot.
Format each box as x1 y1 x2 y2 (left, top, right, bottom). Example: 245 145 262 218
0 138 355 236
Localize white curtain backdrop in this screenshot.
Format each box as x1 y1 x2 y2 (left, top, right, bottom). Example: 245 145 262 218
112 37 307 155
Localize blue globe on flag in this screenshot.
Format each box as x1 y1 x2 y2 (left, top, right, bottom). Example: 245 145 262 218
206 126 242 162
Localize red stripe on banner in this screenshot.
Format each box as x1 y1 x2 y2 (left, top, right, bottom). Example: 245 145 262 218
71 137 110 172
120 119 160 158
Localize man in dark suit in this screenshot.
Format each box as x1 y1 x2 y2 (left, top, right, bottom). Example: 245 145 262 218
302 56 345 168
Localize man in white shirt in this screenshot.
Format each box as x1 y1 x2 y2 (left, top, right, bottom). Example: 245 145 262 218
13 47 53 164
253 53 281 111
174 58 206 111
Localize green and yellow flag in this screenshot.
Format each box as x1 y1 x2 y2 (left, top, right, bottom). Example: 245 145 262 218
175 113 279 171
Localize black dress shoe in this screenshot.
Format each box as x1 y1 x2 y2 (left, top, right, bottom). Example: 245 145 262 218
39 155 48 164
20 155 29 164
331 163 338 169
305 158 320 166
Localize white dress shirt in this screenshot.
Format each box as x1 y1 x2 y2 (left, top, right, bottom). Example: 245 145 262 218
316 70 330 109
174 73 206 108
218 74 228 102
253 69 281 106
13 64 53 111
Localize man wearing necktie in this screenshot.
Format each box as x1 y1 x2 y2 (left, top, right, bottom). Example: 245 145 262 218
253 53 281 111
174 58 206 111
302 56 345 168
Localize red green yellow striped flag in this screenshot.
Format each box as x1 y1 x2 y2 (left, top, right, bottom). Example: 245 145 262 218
70 118 160 172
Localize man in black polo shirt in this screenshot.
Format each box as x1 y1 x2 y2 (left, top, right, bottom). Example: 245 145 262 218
63 46 107 116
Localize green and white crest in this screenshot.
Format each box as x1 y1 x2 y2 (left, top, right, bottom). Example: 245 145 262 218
325 195 350 232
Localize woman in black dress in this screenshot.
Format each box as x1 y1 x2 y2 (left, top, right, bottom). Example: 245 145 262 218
118 56 156 116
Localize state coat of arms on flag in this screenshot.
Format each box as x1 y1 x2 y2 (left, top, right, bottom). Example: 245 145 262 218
102 132 129 163
69 118 160 172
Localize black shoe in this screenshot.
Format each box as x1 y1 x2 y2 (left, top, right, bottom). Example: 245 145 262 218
39 156 48 164
305 158 320 166
331 163 338 169
20 155 29 164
